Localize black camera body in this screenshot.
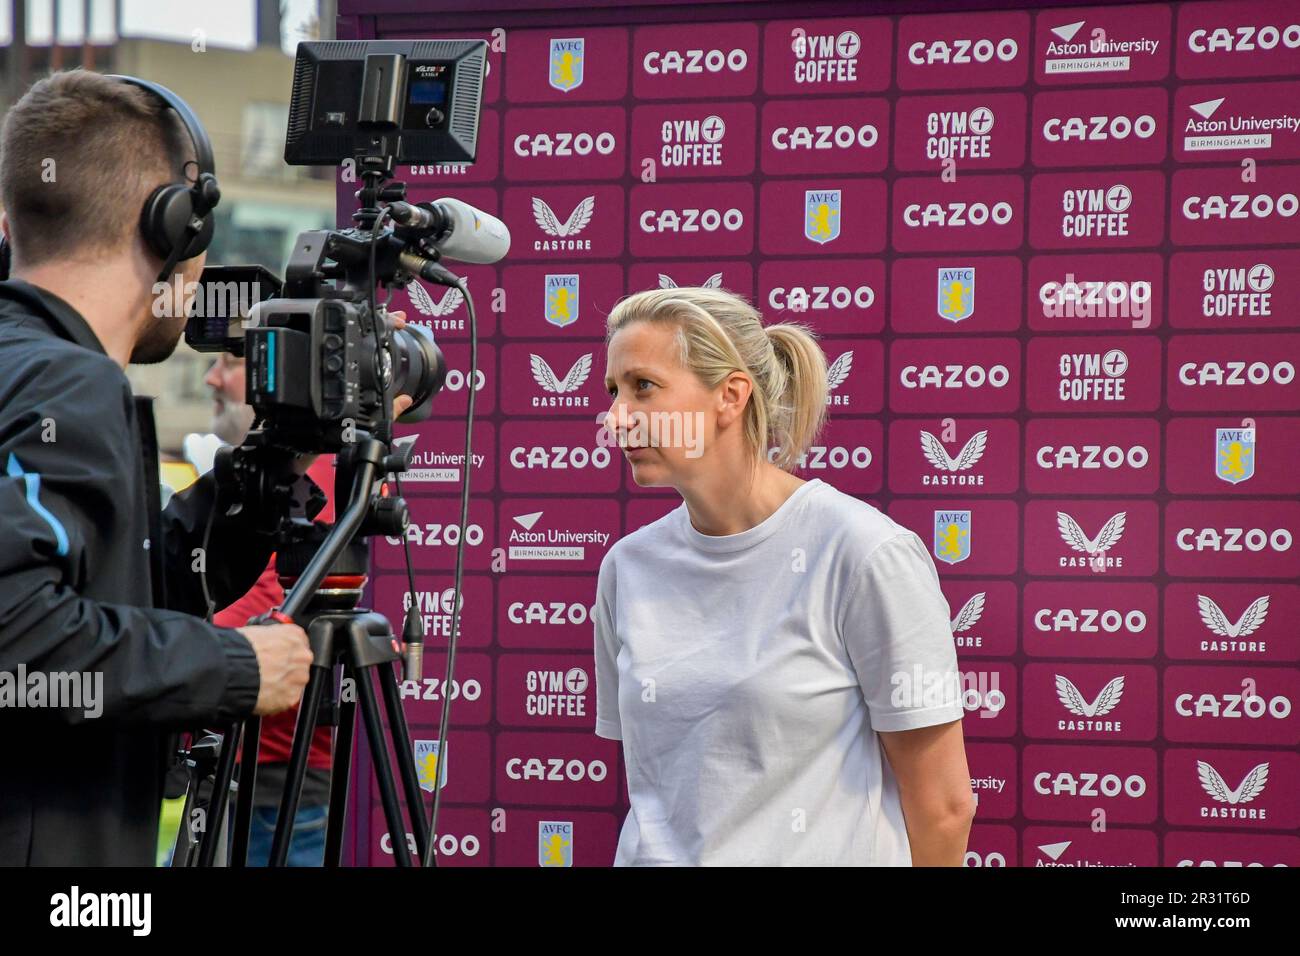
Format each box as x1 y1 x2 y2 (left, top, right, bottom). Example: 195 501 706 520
182 38 488 454
244 296 434 452
185 250 444 453
238 224 445 452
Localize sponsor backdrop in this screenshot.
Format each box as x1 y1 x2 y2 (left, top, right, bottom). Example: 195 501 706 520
336 0 1300 866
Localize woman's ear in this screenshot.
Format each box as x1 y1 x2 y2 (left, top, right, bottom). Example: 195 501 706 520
716 370 752 428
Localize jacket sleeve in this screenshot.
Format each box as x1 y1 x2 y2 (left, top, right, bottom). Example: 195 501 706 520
0 356 260 726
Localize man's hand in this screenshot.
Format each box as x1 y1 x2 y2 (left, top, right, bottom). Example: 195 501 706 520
238 622 313 715
389 309 414 417
288 309 413 476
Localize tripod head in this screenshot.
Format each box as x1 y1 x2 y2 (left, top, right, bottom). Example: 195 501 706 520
211 430 422 681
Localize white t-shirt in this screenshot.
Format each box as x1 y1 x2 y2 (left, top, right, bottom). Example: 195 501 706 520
593 477 965 866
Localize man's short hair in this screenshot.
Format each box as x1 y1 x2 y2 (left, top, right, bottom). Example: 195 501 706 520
0 69 193 268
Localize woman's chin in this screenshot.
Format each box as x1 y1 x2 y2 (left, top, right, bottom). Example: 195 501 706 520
628 460 666 487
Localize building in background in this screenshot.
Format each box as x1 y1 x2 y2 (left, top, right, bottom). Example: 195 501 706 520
0 0 338 451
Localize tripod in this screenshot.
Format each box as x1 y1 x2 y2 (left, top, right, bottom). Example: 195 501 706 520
178 436 431 867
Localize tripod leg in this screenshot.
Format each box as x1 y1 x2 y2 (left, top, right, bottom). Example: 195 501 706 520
196 722 240 867
268 662 330 867
228 715 261 867
377 662 431 863
323 663 358 868
171 762 200 867
355 665 415 866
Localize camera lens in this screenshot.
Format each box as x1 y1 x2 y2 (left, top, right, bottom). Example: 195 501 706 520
388 323 445 421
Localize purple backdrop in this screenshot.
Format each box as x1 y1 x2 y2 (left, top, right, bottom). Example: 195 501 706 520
337 0 1300 867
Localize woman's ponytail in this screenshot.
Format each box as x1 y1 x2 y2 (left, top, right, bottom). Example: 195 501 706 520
764 322 829 472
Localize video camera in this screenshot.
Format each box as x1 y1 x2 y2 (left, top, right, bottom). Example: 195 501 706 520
173 39 502 869
184 38 505 454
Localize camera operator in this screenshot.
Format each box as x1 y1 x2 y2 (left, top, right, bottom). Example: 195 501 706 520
0 70 318 866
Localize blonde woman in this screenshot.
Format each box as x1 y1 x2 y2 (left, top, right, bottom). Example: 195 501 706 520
593 287 973 866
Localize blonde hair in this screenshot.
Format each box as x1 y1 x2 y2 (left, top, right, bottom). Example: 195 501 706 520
605 286 829 473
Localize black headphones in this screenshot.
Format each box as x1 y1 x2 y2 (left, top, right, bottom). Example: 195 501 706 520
109 75 222 283
0 74 220 283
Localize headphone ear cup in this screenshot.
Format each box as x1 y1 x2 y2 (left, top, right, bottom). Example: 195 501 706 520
140 182 214 261
139 183 193 260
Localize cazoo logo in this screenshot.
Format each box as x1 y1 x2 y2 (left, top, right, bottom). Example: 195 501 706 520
1175 526 1292 552
1042 113 1158 142
900 363 1011 389
767 283 876 312
1186 23 1300 54
1033 605 1148 634
1034 768 1148 798
386 523 486 548
642 47 748 74
1175 691 1292 721
902 201 1015 228
907 36 1020 65
1177 360 1295 387
439 365 487 394
514 130 617 158
509 445 613 470
771 123 879 152
1036 444 1150 471
766 443 872 471
1182 192 1300 220
638 206 745 233
381 830 482 859
507 601 595 626
505 755 609 781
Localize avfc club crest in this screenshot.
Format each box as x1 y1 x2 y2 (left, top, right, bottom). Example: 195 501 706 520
1216 427 1255 485
933 510 971 564
414 739 447 793
538 820 574 867
545 273 580 328
937 267 975 323
804 189 841 244
549 38 585 92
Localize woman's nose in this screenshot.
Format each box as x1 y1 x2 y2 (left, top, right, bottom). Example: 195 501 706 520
603 400 632 440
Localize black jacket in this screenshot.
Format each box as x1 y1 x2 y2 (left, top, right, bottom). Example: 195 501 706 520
0 279 275 865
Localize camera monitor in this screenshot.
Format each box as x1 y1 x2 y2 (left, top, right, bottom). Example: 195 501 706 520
284 39 487 166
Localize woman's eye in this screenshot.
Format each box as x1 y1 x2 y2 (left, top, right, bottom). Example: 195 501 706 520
637 379 653 391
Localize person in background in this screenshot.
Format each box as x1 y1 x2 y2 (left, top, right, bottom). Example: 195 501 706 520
195 351 336 866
